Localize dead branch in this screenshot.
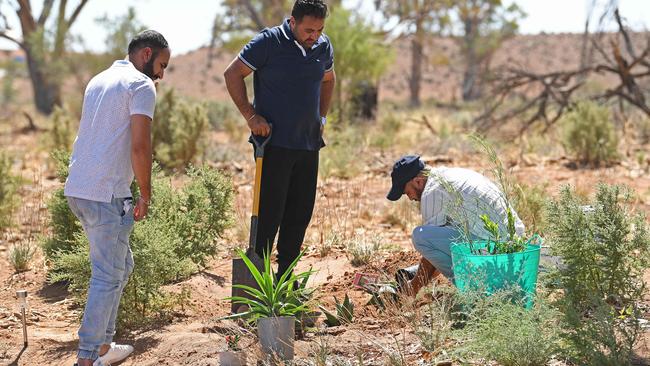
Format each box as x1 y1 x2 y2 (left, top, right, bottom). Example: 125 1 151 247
476 7 650 135
21 110 37 131
409 115 437 136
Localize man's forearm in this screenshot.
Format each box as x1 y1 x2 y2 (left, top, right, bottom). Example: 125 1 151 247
132 146 152 201
320 76 335 117
224 69 255 119
408 256 439 295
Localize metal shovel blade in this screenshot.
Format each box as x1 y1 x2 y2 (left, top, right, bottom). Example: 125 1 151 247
231 248 264 314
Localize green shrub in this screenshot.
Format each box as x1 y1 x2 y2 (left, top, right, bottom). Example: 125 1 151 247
205 100 233 130
546 184 650 365
325 7 393 121
204 100 243 140
346 235 381 266
42 188 82 259
562 101 618 167
47 164 234 328
635 117 650 145
369 114 401 150
49 105 77 152
514 181 548 236
381 199 419 231
0 151 18 229
461 291 561 366
319 125 366 179
8 242 36 273
1 60 21 105
148 165 235 268
153 89 209 171
41 151 81 259
50 149 71 182
411 287 458 358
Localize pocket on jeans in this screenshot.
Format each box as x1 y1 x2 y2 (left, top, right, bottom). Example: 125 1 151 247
120 198 135 227
70 198 102 227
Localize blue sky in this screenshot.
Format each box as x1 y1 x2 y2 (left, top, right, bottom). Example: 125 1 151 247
0 0 647 55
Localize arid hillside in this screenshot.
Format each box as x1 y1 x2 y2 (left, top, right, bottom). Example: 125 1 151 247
163 32 647 103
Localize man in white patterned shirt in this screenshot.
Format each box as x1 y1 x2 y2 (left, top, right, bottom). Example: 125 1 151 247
66 30 170 366
386 155 525 296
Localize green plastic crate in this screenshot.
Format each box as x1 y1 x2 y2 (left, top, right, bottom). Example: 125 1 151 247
451 240 541 307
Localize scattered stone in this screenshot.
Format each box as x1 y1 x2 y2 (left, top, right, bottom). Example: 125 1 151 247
324 326 346 336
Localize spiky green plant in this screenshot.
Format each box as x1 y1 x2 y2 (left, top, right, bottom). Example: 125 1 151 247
320 293 354 326
227 249 313 321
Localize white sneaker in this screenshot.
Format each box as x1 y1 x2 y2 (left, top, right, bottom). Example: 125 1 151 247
92 343 134 366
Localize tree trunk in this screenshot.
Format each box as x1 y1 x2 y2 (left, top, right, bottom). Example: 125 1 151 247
409 32 424 107
24 48 61 115
350 80 378 121
461 17 482 101
462 56 481 101
335 79 344 122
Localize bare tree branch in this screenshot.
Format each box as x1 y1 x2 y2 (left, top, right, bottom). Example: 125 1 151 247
16 0 37 36
38 0 54 25
614 8 636 59
241 0 266 30
0 31 22 47
66 0 89 28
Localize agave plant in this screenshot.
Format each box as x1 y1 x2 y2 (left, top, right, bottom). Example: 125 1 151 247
226 248 313 321
320 293 354 326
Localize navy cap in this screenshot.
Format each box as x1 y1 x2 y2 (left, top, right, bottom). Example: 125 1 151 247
387 155 425 201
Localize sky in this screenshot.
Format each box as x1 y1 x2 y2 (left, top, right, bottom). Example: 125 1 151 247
0 0 648 55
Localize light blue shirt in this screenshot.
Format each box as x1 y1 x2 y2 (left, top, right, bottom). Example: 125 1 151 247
421 167 526 240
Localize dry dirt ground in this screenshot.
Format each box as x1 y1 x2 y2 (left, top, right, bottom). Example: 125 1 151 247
0 123 650 365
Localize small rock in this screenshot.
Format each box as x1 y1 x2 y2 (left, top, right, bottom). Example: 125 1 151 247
324 326 346 335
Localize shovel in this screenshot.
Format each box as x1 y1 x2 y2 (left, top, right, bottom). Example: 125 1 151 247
231 127 272 314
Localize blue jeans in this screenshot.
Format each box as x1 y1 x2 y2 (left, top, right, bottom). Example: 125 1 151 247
67 196 135 360
412 225 474 282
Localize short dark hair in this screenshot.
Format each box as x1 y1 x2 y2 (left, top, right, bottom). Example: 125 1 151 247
128 30 169 55
291 0 328 21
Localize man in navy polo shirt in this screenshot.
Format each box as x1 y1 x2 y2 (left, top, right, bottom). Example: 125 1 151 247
224 0 335 277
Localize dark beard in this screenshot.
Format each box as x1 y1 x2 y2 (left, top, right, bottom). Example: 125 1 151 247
142 53 157 80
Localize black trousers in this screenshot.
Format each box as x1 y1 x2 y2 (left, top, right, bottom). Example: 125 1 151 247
254 145 319 277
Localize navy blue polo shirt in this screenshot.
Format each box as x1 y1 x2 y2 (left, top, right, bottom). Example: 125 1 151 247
239 19 334 151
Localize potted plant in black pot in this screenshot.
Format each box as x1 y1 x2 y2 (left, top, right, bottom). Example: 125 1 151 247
227 249 313 362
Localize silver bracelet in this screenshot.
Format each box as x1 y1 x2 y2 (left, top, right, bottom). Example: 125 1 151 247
247 113 257 121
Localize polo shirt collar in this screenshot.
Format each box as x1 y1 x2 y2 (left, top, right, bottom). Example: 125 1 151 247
112 60 132 67
280 18 323 57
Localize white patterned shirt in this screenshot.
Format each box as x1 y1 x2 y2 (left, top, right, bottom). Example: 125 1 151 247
421 167 525 240
65 60 156 203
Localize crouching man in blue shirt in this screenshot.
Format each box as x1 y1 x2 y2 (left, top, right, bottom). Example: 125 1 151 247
224 0 336 277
